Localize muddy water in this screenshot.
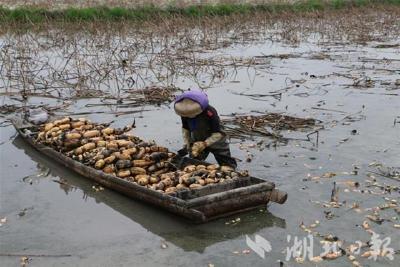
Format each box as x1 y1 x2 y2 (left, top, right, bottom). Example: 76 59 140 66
1 24 400 267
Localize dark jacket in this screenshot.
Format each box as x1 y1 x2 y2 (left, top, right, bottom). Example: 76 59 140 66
181 105 237 168
181 105 227 148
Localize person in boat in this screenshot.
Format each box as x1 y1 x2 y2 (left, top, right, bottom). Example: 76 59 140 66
174 89 237 169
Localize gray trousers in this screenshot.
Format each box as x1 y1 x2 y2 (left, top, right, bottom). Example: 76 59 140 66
195 141 237 169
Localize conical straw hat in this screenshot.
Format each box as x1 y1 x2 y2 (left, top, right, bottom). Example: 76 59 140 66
174 98 203 118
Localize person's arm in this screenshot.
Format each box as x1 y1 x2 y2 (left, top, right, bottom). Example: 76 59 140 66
181 117 190 149
204 132 223 147
205 107 223 146
192 107 224 156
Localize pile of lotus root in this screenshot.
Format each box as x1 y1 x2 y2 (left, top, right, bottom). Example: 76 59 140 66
35 117 247 194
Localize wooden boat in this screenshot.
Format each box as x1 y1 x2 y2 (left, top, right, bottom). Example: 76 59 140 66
13 134 287 251
12 117 287 223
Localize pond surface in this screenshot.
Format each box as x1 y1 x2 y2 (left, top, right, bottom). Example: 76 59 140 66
1 12 399 267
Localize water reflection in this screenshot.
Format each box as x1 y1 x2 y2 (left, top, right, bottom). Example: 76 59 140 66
13 135 286 252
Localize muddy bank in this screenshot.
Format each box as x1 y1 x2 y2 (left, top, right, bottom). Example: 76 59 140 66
0 1 399 25
0 1 306 9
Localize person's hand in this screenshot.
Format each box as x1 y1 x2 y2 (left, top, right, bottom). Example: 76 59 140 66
182 143 190 154
191 141 207 157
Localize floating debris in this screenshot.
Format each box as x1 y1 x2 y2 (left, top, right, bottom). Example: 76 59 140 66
338 180 360 188
362 220 370 230
310 256 323 263
224 112 318 131
222 112 320 140
323 172 336 179
92 185 104 192
369 165 400 181
322 234 339 242
225 217 241 225
322 251 342 260
126 85 180 105
0 217 7 226
309 220 320 228
18 207 33 217
242 249 251 254
0 104 21 115
353 76 375 88
366 213 384 224
20 256 30 267
374 43 400 49
330 182 339 203
324 210 336 220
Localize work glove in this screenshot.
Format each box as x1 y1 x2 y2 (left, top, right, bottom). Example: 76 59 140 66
191 141 207 157
204 132 223 147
